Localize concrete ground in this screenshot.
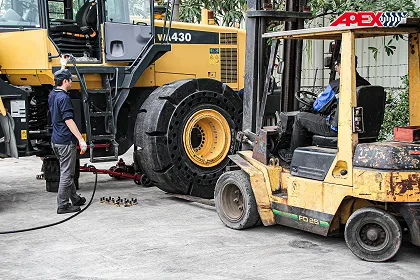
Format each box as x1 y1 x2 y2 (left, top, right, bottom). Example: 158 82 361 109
1 150 420 280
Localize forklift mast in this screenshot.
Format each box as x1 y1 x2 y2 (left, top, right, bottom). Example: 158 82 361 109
243 0 311 139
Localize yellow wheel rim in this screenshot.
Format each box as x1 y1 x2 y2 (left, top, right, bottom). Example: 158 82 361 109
183 109 231 168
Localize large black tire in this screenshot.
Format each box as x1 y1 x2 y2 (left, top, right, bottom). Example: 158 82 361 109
214 170 260 229
345 207 402 262
134 79 242 198
44 158 80 193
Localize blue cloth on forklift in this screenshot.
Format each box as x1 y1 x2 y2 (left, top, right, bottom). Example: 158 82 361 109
48 88 76 145
313 84 335 112
312 73 370 132
313 83 339 132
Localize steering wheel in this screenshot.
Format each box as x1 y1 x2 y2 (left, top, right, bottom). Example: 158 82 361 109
295 90 318 107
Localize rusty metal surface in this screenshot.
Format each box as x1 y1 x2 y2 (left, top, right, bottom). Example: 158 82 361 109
353 168 420 202
252 128 269 164
252 126 279 165
353 141 420 170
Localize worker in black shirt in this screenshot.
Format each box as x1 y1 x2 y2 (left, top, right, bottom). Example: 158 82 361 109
49 68 88 214
279 56 370 162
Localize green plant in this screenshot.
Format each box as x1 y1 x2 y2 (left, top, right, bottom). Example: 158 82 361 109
379 75 409 141
178 0 247 26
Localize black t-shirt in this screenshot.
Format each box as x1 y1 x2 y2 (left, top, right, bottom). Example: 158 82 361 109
48 88 76 145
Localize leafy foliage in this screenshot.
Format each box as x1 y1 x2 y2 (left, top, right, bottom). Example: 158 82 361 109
178 0 247 27
379 75 410 140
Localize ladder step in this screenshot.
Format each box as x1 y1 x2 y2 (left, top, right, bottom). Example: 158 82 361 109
91 135 115 141
90 111 113 117
87 89 111 94
91 156 118 163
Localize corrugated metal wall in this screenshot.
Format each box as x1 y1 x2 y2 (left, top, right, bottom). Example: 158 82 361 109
300 5 420 89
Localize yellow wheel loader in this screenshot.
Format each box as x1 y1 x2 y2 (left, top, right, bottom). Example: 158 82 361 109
214 19 420 261
0 0 246 197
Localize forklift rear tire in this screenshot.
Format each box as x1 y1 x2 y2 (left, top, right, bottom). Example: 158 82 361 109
214 170 260 229
134 79 242 198
344 207 402 262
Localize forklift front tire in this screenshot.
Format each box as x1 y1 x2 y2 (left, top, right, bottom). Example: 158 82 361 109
214 170 260 230
344 206 402 262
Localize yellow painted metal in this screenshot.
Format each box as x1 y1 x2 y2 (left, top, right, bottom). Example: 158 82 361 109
3 70 42 86
324 31 357 187
201 9 209 25
154 44 222 82
0 97 6 116
183 109 231 168
237 30 246 90
0 20 245 90
235 151 276 226
335 197 375 225
0 30 49 70
155 72 196 85
409 33 420 125
353 169 420 203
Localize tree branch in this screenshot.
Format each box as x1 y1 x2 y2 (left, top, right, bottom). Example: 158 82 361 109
311 11 339 19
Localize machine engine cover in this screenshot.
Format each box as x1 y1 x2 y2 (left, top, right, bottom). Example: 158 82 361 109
291 146 337 181
354 142 420 170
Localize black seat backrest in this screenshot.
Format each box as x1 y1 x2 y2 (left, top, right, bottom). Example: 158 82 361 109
312 85 385 148
357 85 386 142
76 0 97 29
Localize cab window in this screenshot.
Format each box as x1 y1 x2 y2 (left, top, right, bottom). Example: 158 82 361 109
105 0 150 23
0 0 40 27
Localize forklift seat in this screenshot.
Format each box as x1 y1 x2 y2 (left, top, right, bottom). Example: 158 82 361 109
312 85 386 148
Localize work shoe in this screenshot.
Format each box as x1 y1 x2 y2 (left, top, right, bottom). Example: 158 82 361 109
73 196 86 206
57 204 81 214
278 149 293 163
36 172 44 180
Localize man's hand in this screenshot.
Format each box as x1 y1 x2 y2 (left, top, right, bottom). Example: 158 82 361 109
78 138 88 155
60 54 70 69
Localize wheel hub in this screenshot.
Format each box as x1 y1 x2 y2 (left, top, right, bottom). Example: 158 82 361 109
366 228 379 241
221 184 244 221
183 109 231 168
358 223 388 251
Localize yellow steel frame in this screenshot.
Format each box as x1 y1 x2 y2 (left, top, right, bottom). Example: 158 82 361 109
409 33 420 125
234 25 420 229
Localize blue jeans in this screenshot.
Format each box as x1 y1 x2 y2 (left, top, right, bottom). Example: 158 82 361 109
52 142 81 208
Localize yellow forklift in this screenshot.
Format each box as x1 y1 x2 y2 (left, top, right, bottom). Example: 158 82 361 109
0 0 246 198
214 19 420 261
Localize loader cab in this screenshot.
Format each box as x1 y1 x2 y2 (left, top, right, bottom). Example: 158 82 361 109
44 0 155 62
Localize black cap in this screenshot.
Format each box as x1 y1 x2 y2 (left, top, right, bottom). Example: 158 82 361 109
54 69 76 81
335 55 358 67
